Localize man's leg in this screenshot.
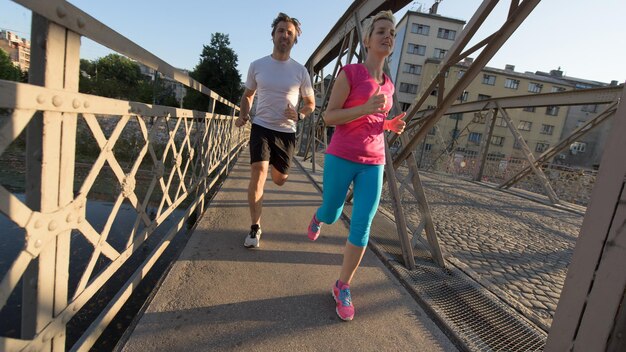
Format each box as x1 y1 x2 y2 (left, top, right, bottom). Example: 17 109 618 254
267 129 294 186
270 166 288 186
249 160 269 225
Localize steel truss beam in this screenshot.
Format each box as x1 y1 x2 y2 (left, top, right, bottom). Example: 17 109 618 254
393 0 542 169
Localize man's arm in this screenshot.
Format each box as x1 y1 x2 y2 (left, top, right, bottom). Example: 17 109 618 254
235 88 256 127
298 95 316 119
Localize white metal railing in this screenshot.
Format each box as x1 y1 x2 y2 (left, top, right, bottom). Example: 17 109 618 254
0 1 246 351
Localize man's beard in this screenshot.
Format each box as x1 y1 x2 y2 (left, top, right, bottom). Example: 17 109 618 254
275 39 293 53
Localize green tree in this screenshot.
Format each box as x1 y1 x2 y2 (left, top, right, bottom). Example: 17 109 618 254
184 32 243 114
0 49 26 82
79 55 178 106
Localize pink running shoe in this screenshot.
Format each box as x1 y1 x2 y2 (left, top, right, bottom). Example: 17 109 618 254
332 280 354 321
307 214 322 241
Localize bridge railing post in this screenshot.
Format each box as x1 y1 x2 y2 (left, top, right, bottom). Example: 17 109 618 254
22 13 81 351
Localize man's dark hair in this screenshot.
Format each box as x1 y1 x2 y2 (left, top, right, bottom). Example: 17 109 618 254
271 12 302 43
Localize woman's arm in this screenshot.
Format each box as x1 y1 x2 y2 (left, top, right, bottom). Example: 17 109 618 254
323 71 388 126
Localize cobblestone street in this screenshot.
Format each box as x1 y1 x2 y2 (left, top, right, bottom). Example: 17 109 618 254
380 170 584 331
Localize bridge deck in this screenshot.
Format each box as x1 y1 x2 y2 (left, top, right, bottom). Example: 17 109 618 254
121 149 458 351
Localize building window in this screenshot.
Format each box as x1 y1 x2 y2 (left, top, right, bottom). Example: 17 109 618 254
552 86 566 92
528 82 543 93
490 136 504 146
400 102 411 111
430 89 438 96
495 117 507 127
428 127 437 135
504 78 520 89
449 113 463 120
535 143 549 153
451 128 461 139
411 23 430 35
399 82 418 94
434 48 447 59
403 63 422 75
458 91 469 102
581 104 598 113
407 43 426 55
457 70 465 79
488 152 505 160
523 106 536 113
517 120 532 131
437 28 456 40
482 74 496 85
540 124 555 135
468 132 482 145
570 141 587 153
424 143 433 151
477 94 491 101
546 106 560 116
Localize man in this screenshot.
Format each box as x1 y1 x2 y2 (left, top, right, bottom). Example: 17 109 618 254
235 12 315 248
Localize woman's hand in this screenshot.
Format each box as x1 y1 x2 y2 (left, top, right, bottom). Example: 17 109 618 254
360 86 387 116
384 112 407 134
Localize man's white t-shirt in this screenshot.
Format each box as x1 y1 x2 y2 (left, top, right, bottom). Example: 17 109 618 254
245 55 314 133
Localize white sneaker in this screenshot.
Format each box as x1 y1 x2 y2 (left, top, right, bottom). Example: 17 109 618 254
244 227 262 248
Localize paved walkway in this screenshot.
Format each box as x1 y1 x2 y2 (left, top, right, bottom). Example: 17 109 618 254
121 150 458 352
379 169 583 331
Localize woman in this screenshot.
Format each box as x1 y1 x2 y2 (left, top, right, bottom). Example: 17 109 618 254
307 10 406 321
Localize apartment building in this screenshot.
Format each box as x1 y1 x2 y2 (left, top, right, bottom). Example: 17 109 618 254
389 8 464 111
416 59 573 164
535 69 616 169
389 6 616 170
0 30 30 72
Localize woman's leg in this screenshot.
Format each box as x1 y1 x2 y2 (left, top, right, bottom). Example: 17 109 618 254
339 242 367 284
339 163 384 284
315 154 356 224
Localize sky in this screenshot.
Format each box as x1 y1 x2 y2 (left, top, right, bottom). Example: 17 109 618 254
1 0 624 84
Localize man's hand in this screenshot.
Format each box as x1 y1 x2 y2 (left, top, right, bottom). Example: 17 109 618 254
235 116 248 128
285 103 299 121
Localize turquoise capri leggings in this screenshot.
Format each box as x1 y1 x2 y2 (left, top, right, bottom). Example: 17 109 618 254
315 154 384 247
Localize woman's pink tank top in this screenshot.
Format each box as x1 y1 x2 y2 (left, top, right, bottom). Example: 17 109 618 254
325 63 394 165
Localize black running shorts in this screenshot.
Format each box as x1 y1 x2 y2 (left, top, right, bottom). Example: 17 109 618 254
249 123 296 175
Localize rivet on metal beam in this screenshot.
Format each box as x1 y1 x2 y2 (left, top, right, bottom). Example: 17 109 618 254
56 5 67 18
66 213 76 223
48 220 58 231
34 219 43 229
83 100 90 108
36 95 46 104
77 17 86 28
72 99 81 109
34 239 43 248
52 95 63 107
